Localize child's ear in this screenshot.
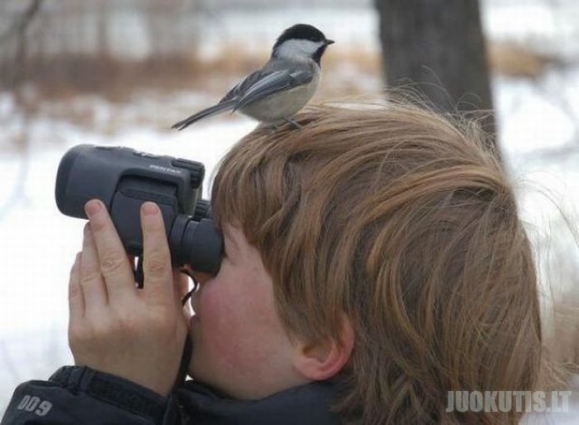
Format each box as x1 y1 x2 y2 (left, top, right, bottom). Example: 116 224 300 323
293 315 354 381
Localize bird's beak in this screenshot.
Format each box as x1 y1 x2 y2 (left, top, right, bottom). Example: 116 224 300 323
325 39 335 46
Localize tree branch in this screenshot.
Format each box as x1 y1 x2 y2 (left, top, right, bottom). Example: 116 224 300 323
0 0 43 45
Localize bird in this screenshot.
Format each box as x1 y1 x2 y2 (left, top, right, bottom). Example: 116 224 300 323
171 23 334 130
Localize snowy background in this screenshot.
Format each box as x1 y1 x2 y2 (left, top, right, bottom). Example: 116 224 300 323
1 0 579 422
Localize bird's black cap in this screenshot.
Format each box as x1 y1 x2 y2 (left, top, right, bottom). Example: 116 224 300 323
273 24 333 50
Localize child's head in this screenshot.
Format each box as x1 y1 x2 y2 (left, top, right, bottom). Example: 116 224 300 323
205 102 543 423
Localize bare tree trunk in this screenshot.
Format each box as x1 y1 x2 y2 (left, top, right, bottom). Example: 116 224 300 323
374 0 499 156
96 0 109 57
0 0 43 87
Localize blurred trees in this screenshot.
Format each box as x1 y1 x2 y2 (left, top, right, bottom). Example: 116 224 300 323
374 0 498 155
0 0 43 155
0 0 42 87
0 0 201 97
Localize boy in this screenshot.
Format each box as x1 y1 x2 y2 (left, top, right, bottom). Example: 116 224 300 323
2 103 546 424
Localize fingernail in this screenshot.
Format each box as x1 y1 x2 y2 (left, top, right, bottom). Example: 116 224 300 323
85 200 102 218
142 202 159 216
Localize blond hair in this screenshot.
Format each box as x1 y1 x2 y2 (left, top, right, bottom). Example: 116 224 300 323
211 102 545 424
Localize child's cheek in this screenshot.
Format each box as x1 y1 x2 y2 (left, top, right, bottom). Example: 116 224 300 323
200 286 250 364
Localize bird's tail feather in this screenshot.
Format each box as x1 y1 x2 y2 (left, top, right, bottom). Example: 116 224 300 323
171 100 237 131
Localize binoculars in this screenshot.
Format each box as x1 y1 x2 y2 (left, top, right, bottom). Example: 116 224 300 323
55 144 223 284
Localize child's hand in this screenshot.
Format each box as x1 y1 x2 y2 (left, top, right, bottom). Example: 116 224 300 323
68 200 188 397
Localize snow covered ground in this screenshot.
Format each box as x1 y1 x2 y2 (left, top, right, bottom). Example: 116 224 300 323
1 2 579 421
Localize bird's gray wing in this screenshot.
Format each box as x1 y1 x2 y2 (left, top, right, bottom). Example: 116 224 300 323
171 70 266 130
219 69 266 104
234 68 314 110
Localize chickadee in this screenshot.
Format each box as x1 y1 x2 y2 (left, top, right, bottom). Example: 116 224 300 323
172 24 334 130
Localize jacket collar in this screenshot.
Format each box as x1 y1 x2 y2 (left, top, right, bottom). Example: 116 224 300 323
178 380 341 425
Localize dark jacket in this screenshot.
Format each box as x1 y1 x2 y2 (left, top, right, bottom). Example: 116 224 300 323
1 366 341 425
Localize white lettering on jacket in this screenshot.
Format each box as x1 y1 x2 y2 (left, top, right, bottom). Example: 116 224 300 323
16 395 53 417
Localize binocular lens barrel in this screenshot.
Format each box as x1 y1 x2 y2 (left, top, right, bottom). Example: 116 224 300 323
55 144 223 278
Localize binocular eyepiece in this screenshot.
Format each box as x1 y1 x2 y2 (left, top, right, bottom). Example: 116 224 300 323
55 144 223 284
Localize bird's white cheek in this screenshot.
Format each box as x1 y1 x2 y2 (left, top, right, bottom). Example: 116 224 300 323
275 39 326 58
